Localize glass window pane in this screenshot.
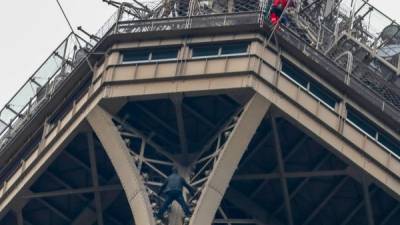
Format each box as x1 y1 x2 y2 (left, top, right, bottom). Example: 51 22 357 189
9 81 38 115
34 55 63 86
221 42 248 55
378 134 400 155
0 108 17 127
122 50 149 62
152 48 179 60
281 61 308 87
309 82 338 109
0 120 7 133
346 108 378 138
192 45 219 57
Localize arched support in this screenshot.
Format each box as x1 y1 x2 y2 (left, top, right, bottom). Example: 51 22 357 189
87 106 156 225
189 93 271 225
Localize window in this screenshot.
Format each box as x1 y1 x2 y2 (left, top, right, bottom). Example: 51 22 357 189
122 50 149 62
122 47 179 62
346 107 378 138
281 60 339 109
152 48 179 60
309 83 338 109
192 45 219 57
282 61 308 87
346 106 400 157
378 134 400 155
192 42 249 58
221 43 249 55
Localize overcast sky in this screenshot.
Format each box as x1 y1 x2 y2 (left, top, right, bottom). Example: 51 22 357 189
0 0 397 110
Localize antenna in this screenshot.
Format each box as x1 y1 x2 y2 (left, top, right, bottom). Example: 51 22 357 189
56 0 82 48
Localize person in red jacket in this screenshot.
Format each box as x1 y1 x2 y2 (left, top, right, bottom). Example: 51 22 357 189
270 0 288 25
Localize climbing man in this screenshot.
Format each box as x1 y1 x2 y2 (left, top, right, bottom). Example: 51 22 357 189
156 167 195 221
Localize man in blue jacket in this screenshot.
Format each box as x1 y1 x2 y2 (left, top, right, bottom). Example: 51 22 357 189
156 168 195 219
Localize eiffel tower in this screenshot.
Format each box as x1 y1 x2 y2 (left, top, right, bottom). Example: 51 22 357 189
0 1 399 225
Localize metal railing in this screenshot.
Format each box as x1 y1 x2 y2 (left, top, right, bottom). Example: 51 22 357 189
0 34 90 150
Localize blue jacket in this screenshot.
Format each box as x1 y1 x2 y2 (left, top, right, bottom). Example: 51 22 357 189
159 173 194 195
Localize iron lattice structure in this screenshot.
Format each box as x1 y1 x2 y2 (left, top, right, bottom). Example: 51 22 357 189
0 1 399 225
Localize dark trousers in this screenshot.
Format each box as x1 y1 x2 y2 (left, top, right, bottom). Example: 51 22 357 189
271 6 288 25
157 191 191 218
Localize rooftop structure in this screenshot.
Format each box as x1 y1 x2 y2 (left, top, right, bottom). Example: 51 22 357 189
0 1 398 225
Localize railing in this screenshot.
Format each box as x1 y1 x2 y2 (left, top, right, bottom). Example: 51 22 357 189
0 34 89 150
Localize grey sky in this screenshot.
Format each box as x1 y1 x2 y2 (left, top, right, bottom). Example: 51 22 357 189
0 0 397 109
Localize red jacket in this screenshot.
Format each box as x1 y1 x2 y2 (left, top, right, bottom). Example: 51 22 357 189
272 0 288 8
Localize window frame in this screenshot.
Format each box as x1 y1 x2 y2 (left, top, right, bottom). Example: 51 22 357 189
346 105 400 158
191 42 250 59
121 49 151 63
121 46 180 64
281 60 339 110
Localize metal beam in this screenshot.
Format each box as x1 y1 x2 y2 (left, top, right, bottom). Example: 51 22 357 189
87 132 105 225
225 188 284 225
362 177 375 225
214 219 258 224
271 115 294 225
22 185 122 199
71 177 122 225
379 204 400 225
192 107 243 163
45 171 88 202
233 170 348 180
46 170 122 225
237 130 273 170
182 104 215 128
217 207 233 225
273 154 332 215
87 106 155 225
37 198 72 222
302 177 349 225
112 116 176 162
16 208 23 225
135 103 178 136
62 151 107 183
172 95 189 154
248 135 307 199
339 188 378 225
189 94 271 225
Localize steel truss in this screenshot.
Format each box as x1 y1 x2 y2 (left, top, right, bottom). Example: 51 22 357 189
1 90 398 225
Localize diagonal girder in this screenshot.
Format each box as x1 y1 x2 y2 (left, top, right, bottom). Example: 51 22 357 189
339 187 379 225
225 188 285 225
87 132 105 225
87 106 156 225
189 94 271 225
380 203 400 225
70 176 121 225
171 95 189 155
302 177 349 225
271 114 294 225
273 154 333 215
248 135 308 199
